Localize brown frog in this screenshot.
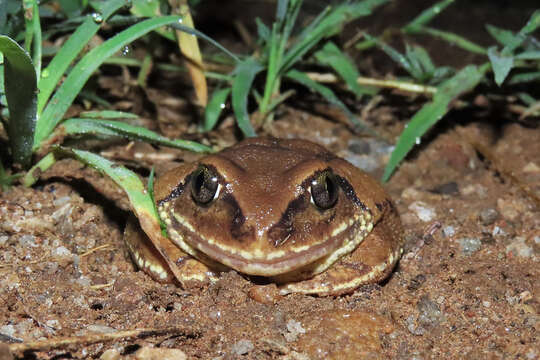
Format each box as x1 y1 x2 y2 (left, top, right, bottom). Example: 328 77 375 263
125 138 403 296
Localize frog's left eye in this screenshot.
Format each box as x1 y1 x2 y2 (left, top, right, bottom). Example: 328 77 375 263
310 171 338 210
191 166 221 205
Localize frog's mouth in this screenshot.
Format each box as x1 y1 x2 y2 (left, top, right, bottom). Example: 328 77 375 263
159 202 374 277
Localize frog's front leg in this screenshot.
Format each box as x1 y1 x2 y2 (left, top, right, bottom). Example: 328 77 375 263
278 210 403 296
124 216 216 287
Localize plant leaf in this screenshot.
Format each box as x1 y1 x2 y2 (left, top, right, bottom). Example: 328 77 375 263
54 118 214 153
232 58 262 137
403 0 455 31
80 110 139 119
487 46 514 86
37 0 126 114
35 15 186 149
281 0 388 73
382 65 485 182
285 69 376 136
203 88 231 132
314 41 375 96
485 24 519 48
0 35 37 168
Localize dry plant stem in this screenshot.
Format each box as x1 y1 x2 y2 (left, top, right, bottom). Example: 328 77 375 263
7 327 197 354
305 72 437 95
170 0 208 106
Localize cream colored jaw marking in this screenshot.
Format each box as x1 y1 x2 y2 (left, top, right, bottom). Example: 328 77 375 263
159 201 373 275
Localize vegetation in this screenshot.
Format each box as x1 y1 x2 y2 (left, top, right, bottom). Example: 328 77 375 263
0 0 538 234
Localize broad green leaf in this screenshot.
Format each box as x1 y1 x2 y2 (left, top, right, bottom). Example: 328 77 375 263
37 0 126 114
80 110 139 119
508 71 540 85
314 41 375 96
203 88 231 132
55 118 213 153
0 35 37 168
486 24 519 48
286 69 376 136
515 51 540 60
382 65 485 182
232 58 262 137
487 46 514 86
403 0 455 31
521 10 540 35
35 15 186 149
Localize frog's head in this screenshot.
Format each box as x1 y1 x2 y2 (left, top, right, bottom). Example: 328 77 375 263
155 138 388 278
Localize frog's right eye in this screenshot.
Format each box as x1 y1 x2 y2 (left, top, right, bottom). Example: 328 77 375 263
191 166 221 205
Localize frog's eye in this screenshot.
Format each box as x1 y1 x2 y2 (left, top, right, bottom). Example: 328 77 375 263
310 171 338 210
191 166 220 205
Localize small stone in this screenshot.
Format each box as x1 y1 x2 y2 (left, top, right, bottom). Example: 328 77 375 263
482 301 491 308
284 319 305 342
458 238 482 255
135 347 186 360
0 325 15 338
0 235 8 247
429 182 459 195
506 237 533 258
100 349 121 360
18 235 37 247
230 339 254 355
348 139 371 155
522 162 540 173
87 325 116 334
478 208 499 225
442 226 455 237
417 295 445 328
408 201 436 222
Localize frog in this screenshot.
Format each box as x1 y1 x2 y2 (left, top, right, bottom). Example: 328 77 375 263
124 137 403 296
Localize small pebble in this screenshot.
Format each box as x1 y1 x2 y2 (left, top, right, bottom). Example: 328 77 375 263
18 234 37 247
442 226 455 237
417 295 445 328
284 319 305 342
478 208 499 225
458 238 482 255
408 201 436 222
230 339 254 356
0 235 8 247
506 237 533 258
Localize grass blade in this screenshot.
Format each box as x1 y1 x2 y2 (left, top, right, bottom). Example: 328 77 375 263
403 0 455 31
411 27 486 55
80 110 139 119
382 65 486 182
232 58 263 137
23 0 42 79
36 15 185 149
281 0 388 73
37 0 126 114
0 35 37 168
55 118 214 153
286 69 376 136
364 34 420 79
314 41 376 96
203 88 231 132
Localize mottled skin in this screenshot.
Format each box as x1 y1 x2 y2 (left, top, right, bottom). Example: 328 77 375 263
125 138 403 295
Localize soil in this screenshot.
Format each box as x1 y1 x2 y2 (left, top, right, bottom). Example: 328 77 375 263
1 1 539 359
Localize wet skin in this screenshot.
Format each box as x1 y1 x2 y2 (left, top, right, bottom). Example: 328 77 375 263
125 138 403 295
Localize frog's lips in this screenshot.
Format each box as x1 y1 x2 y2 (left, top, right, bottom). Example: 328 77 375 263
160 203 374 276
